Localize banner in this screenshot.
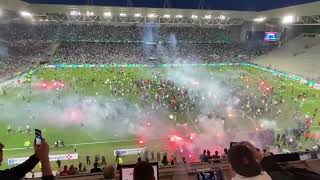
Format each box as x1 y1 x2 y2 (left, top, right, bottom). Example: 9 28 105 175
7 153 78 166
114 148 146 157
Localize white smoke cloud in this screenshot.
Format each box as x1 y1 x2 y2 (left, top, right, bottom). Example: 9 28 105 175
0 89 148 138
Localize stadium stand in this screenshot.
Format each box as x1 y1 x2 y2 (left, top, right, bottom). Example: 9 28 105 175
254 34 320 82
3 24 230 43
0 23 272 81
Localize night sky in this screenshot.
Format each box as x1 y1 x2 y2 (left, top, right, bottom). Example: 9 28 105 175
23 0 320 11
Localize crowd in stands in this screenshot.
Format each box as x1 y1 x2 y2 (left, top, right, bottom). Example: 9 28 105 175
2 23 230 43
0 44 49 81
52 42 258 64
0 22 275 81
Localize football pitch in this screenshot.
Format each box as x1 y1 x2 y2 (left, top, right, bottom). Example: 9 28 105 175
0 64 319 171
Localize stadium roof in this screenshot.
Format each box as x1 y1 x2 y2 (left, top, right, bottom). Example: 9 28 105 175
0 0 319 25
21 0 320 12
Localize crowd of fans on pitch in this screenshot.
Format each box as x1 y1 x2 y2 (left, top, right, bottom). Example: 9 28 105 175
0 23 274 81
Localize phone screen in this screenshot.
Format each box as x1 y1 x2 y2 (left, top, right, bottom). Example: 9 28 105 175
197 168 223 180
35 129 42 145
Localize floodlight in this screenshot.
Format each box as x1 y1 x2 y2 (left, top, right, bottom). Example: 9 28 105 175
204 15 211 19
20 11 32 18
70 10 80 16
86 11 94 16
282 15 294 23
120 13 127 17
163 14 171 18
253 17 266 22
134 13 141 17
148 13 157 18
104 12 112 17
219 15 226 20
191 14 198 19
175 14 183 18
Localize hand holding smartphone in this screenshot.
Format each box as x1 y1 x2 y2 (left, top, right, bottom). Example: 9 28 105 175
35 129 42 145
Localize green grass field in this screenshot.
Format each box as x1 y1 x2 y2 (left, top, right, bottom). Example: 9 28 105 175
0 64 319 172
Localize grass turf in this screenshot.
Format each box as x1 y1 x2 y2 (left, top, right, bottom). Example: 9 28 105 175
0 65 319 172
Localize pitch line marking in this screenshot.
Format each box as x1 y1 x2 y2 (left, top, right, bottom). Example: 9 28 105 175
3 137 168 151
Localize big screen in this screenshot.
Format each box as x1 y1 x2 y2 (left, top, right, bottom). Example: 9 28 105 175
264 32 278 42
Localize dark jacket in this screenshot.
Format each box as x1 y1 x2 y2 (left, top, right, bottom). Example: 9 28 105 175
0 154 54 180
90 168 102 173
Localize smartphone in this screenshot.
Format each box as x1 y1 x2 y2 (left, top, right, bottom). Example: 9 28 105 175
35 129 42 145
197 168 223 180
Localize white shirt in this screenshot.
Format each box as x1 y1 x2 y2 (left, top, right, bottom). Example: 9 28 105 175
232 171 272 180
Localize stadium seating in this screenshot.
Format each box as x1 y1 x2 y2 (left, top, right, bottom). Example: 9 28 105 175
254 34 320 81
0 23 273 81
3 24 231 43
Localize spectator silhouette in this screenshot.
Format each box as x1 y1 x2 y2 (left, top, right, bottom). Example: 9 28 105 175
60 165 69 176
101 155 107 166
103 165 116 179
133 161 155 180
161 155 168 166
212 150 221 163
156 152 161 162
86 155 91 165
151 151 155 161
90 162 102 173
56 159 61 169
222 148 228 159
200 149 208 162
78 162 82 172
228 142 271 180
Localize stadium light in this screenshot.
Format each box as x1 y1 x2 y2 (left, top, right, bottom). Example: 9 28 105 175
191 14 198 19
103 12 112 17
163 14 171 18
219 15 226 20
70 10 81 16
86 11 94 16
134 13 141 17
282 15 294 24
204 15 212 19
148 13 157 18
120 13 127 17
175 14 183 18
20 11 32 18
253 17 266 22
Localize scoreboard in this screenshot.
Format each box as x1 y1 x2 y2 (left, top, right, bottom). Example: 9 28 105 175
264 32 279 42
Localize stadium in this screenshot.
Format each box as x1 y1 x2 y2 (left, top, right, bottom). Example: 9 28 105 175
0 0 320 179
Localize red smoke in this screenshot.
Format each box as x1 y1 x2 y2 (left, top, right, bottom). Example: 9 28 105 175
36 80 66 91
